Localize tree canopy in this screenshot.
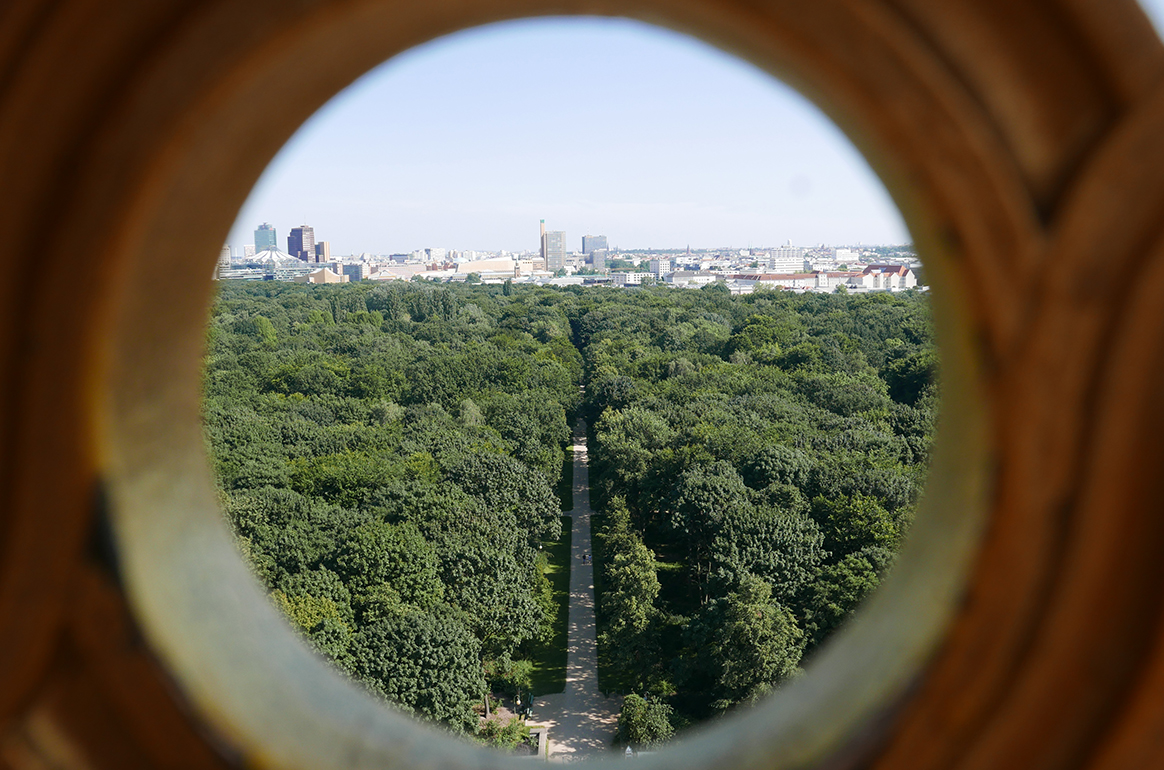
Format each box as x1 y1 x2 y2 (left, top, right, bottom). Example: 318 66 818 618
576 283 936 726
205 280 580 733
205 279 936 741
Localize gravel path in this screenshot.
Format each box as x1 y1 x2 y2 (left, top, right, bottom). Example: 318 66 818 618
528 419 621 761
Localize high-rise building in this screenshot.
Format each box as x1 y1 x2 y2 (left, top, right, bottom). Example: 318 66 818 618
582 235 608 255
342 263 371 282
216 244 231 278
649 258 672 276
287 225 315 262
544 231 566 271
254 222 277 251
541 221 566 271
243 244 255 260
314 241 331 263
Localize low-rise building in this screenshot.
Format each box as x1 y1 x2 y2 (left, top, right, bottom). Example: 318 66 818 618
293 268 348 284
666 270 721 288
728 266 919 293
368 264 427 281
731 272 817 290
859 264 918 290
456 257 516 275
612 271 651 286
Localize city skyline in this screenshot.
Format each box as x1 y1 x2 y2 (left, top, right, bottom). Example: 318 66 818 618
225 5 1164 255
226 17 911 255
234 213 907 259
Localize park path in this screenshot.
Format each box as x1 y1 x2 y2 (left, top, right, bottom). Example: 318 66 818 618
529 419 621 761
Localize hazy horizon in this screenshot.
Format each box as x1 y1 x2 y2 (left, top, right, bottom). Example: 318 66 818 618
227 5 1164 256
227 18 912 256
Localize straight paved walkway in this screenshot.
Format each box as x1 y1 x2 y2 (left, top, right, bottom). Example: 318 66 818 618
529 419 621 761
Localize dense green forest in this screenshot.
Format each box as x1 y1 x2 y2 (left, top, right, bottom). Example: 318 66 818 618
575 283 936 735
203 281 581 737
203 280 936 744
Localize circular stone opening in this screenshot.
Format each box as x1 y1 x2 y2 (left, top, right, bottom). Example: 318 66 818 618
98 7 996 770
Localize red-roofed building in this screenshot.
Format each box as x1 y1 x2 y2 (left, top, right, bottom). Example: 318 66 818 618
858 264 918 290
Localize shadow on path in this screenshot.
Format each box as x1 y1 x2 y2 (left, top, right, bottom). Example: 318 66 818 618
529 419 621 761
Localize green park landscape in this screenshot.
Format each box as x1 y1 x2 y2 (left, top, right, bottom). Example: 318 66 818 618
202 280 937 751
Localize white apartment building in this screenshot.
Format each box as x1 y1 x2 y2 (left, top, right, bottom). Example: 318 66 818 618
852 264 918 290
612 272 651 286
649 258 672 276
769 245 806 272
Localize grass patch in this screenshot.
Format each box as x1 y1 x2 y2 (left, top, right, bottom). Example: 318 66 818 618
555 451 574 512
528 516 571 695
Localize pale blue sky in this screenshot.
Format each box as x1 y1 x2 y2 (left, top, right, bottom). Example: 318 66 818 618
228 5 1164 256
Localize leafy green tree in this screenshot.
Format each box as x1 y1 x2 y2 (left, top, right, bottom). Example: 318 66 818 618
448 453 562 545
459 398 484 427
483 655 533 698
726 314 800 355
599 501 662 689
592 407 673 520
252 315 278 349
217 442 292 491
350 611 485 732
476 717 531 750
810 493 900 556
803 552 882 650
708 501 824 612
270 589 354 663
413 498 547 657
683 574 804 712
334 521 445 615
615 694 674 747
742 445 812 490
884 349 938 405
670 462 751 586
482 392 570 482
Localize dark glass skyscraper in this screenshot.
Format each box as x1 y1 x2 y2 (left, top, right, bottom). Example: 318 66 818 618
287 225 315 262
254 222 277 251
